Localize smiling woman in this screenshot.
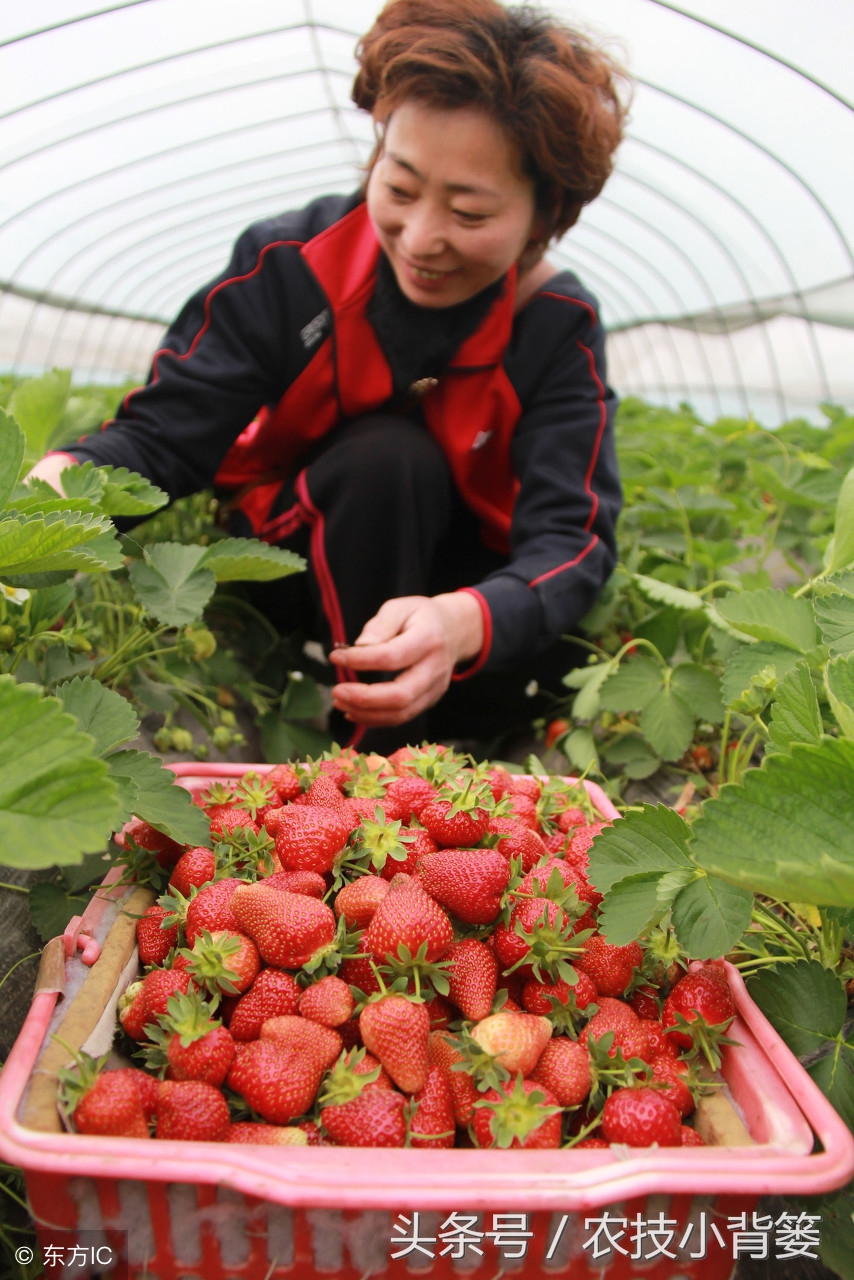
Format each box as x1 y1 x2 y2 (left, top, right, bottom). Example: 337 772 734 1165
28 0 629 754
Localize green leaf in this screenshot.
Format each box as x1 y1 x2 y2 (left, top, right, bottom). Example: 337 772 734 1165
824 464 854 574
712 589 819 652
721 641 805 707
810 1188 854 1280
690 738 854 904
128 542 215 627
825 655 854 739
60 848 113 893
9 369 71 465
570 660 616 720
28 882 96 944
560 726 599 773
815 582 854 656
64 462 169 517
632 574 704 611
0 410 25 508
670 874 753 958
747 962 854 1131
105 750 209 845
587 804 693 894
601 735 660 780
670 664 724 723
597 872 671 945
599 656 663 712
26 581 76 632
0 510 115 578
279 672 325 721
199 537 306 582
766 663 822 754
0 676 120 868
639 686 695 761
259 714 333 762
57 677 140 757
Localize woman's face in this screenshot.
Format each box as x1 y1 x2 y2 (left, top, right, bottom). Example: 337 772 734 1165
366 99 539 309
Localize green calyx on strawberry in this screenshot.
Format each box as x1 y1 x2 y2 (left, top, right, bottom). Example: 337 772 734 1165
472 1073 563 1150
503 861 584 921
335 811 414 883
420 775 495 847
497 898 593 984
343 759 390 800
318 1047 382 1109
376 940 452 1001
178 928 259 996
449 1025 512 1094
299 913 363 979
229 771 277 820
212 825 276 879
585 1030 652 1112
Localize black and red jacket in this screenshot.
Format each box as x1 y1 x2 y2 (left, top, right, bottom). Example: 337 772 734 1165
59 193 622 673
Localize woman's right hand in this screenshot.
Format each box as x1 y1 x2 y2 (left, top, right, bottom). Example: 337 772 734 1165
24 452 78 497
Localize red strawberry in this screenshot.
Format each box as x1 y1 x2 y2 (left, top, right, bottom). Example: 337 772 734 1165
228 969 301 1040
118 981 150 1041
681 1125 706 1146
362 874 453 966
575 1136 610 1149
267 805 351 875
225 1122 308 1145
444 939 497 1022
417 848 509 925
161 993 236 1087
359 994 430 1093
334 875 389 928
470 1010 552 1077
651 1056 695 1118
184 877 244 945
492 896 579 979
261 1015 343 1071
65 1066 151 1138
521 971 597 1022
601 1086 682 1147
565 821 611 869
321 1086 407 1148
209 806 259 843
409 1065 455 1148
488 818 548 872
472 1076 562 1149
266 764 302 803
300 975 354 1027
484 766 512 801
182 928 260 995
304 774 348 810
263 869 326 898
663 968 735 1052
576 935 643 998
123 818 184 867
503 794 538 829
508 775 542 801
226 1038 324 1124
557 806 588 833
231 883 336 969
530 1037 592 1107
168 846 216 898
155 1079 231 1142
630 985 661 1020
428 1030 478 1127
581 998 652 1064
420 784 491 848
339 954 383 999
383 775 437 823
136 903 180 966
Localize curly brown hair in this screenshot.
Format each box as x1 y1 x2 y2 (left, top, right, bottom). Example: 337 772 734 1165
352 0 629 240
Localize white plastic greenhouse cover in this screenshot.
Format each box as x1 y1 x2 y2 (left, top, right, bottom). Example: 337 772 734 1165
0 0 852 425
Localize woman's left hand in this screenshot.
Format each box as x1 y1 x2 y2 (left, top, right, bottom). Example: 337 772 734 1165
329 592 483 727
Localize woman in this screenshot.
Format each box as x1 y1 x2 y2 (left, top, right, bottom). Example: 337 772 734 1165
33 0 627 752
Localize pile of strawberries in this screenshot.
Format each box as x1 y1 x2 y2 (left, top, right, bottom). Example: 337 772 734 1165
58 746 736 1152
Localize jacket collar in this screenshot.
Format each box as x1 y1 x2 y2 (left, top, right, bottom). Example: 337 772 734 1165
301 201 517 370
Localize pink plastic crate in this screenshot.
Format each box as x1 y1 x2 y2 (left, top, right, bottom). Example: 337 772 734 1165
1 765 852 1280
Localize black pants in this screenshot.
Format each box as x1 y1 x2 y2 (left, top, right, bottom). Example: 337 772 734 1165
244 414 580 753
